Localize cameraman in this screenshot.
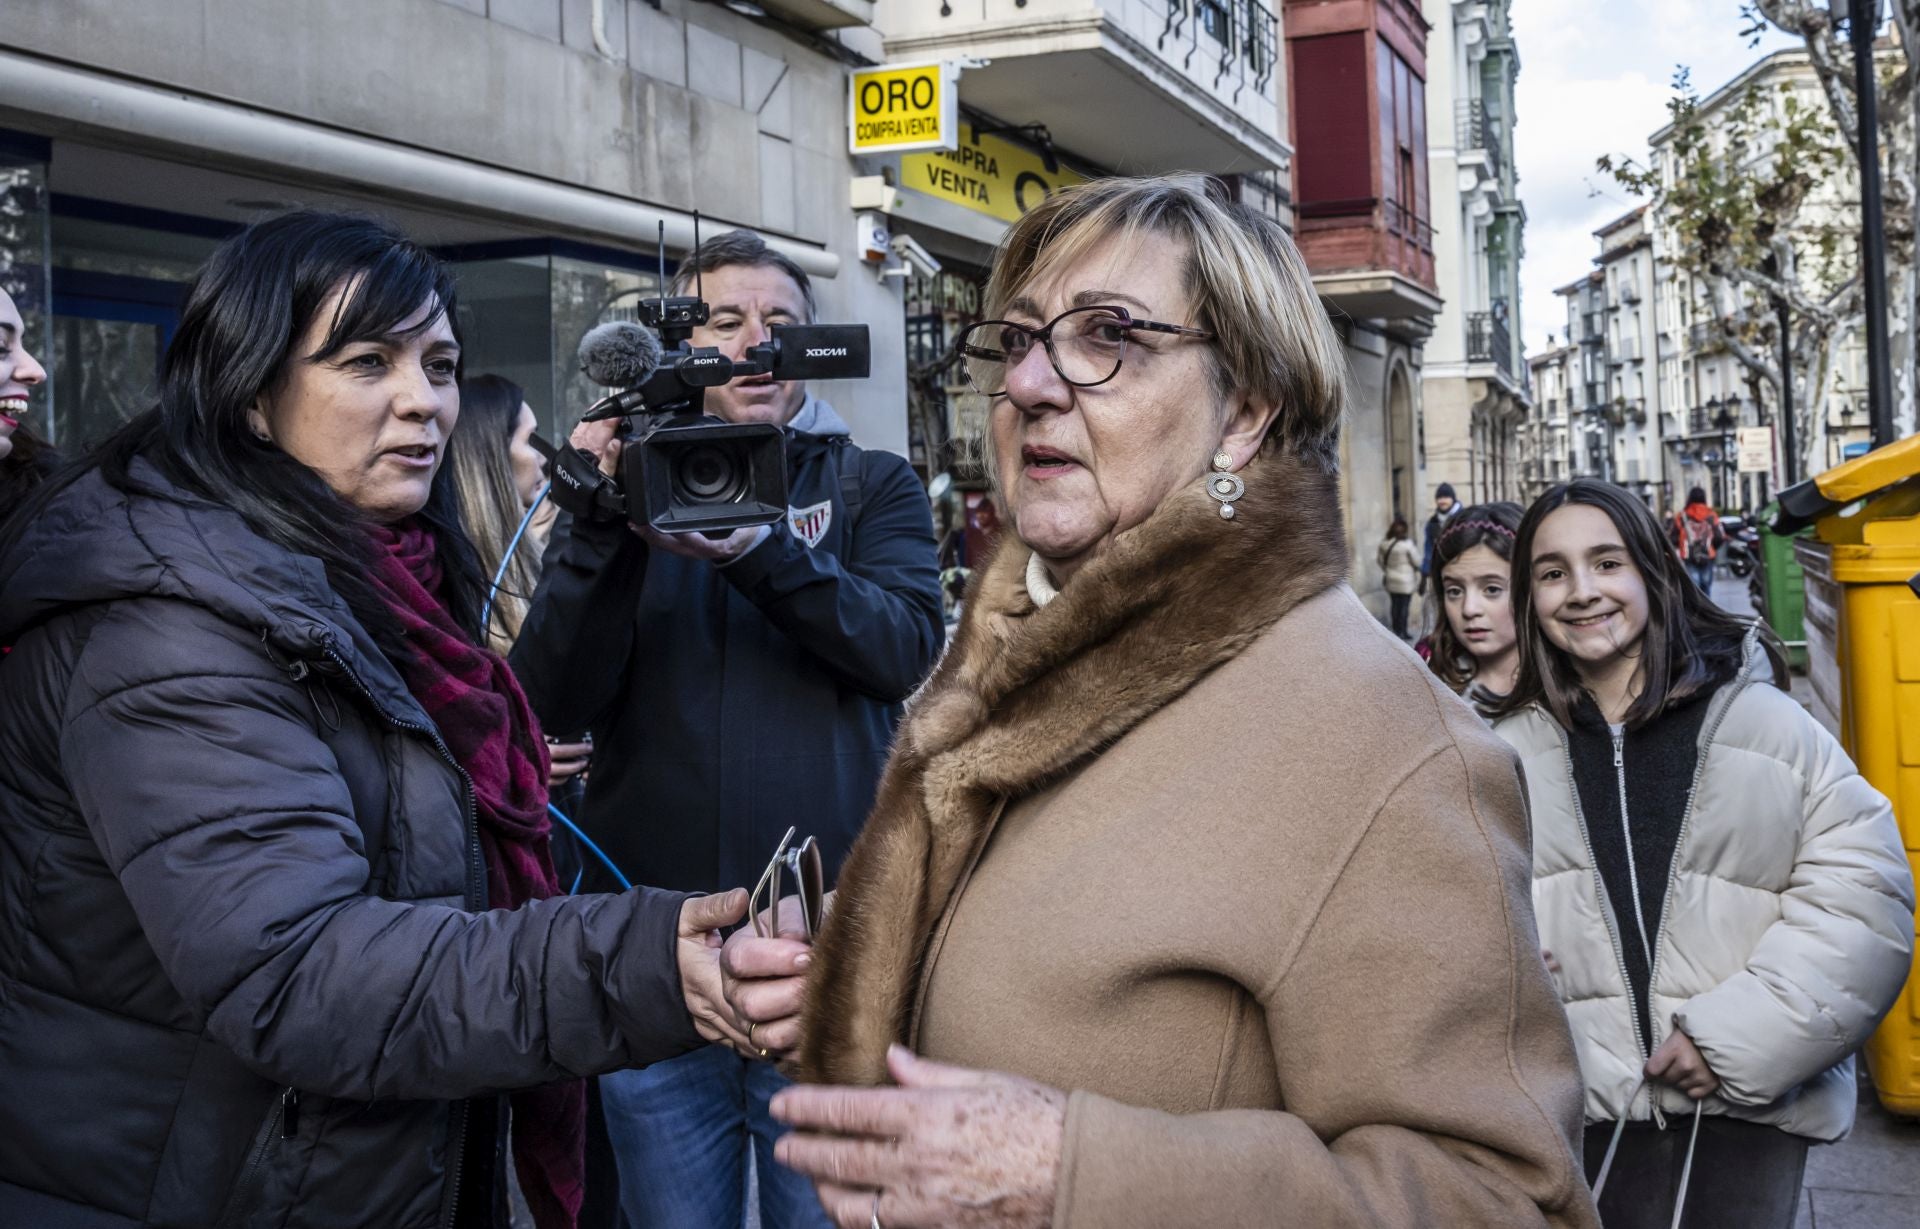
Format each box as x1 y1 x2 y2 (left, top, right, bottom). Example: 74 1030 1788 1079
511 231 943 1229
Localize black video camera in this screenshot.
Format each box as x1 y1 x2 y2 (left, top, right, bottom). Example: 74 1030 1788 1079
552 289 870 536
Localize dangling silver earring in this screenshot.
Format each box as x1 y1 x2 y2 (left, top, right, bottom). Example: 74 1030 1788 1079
1205 450 1244 520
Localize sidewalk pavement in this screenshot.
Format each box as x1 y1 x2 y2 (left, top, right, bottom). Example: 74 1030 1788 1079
1709 569 1920 1228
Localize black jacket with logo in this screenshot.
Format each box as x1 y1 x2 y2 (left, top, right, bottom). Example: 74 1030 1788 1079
510 399 944 896
0 461 702 1228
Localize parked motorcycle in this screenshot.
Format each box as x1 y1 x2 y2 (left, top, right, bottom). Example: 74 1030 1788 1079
1721 518 1760 579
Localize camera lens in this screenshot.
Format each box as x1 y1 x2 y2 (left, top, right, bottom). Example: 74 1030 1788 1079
673 443 748 504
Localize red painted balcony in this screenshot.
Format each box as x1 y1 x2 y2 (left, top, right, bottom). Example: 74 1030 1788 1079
1283 0 1440 326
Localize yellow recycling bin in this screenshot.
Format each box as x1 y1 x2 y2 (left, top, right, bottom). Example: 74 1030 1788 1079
1779 434 1920 1114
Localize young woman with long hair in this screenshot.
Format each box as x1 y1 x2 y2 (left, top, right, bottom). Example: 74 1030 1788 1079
447 373 547 653
1424 501 1522 707
447 375 592 796
1488 479 1912 1229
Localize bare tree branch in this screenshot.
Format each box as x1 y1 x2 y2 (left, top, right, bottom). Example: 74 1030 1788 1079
1754 0 1863 138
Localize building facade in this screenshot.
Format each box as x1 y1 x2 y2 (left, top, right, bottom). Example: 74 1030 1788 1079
1284 0 1442 614
1650 49 1872 511
1594 207 1660 499
1523 340 1575 497
1525 49 1877 519
1416 0 1526 512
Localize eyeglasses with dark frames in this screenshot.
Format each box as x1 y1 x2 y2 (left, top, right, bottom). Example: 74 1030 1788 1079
958 305 1213 397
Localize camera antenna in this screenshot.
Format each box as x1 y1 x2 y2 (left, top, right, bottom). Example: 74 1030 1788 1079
693 209 704 303
655 221 666 315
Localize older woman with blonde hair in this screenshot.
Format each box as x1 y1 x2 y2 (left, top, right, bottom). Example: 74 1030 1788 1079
723 175 1599 1228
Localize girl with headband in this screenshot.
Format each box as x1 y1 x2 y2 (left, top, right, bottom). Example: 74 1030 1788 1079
1424 501 1524 712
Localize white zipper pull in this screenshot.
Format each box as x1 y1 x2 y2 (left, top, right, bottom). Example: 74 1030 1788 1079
1612 728 1624 769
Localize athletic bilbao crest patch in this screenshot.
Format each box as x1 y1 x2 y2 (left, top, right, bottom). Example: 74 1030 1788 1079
789 500 832 548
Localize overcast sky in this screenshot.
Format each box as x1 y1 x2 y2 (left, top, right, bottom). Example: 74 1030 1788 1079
1510 0 1799 354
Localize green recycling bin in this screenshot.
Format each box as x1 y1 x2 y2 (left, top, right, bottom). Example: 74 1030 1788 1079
1752 501 1810 671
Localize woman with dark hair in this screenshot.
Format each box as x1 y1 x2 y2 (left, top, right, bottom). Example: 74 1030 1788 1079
1488 479 1912 1229
0 286 53 527
1375 514 1419 638
1425 501 1523 707
0 211 772 1229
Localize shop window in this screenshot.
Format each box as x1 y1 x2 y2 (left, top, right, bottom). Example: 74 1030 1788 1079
47 204 226 452
446 242 661 447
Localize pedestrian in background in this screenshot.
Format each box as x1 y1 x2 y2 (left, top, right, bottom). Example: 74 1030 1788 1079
1491 479 1912 1229
0 287 53 529
1425 501 1524 710
1377 514 1420 638
1418 479 1461 594
1672 485 1724 593
0 212 775 1229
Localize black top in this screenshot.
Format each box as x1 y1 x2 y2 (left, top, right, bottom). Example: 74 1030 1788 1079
1564 669 1732 1054
511 424 944 896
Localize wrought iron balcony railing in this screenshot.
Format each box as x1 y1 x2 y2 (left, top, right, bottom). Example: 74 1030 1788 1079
1454 99 1506 179
1467 310 1515 380
1164 0 1280 100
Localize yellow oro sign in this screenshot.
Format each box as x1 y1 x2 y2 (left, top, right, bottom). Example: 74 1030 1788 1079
901 133 1088 226
849 62 957 155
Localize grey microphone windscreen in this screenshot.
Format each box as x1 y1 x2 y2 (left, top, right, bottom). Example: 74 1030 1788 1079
579 321 666 388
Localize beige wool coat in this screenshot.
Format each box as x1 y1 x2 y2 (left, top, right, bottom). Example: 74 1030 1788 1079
796 454 1599 1228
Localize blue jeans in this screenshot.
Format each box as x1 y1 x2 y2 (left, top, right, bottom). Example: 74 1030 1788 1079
600 1044 832 1229
1686 559 1716 593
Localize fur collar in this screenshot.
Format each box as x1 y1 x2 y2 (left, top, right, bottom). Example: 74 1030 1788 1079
794 451 1350 1084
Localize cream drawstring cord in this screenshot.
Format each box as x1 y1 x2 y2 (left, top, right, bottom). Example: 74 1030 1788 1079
1591 1078 1705 1229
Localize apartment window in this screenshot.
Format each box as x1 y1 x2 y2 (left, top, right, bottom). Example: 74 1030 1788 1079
1378 44 1429 239
1397 148 1416 230
1244 1 1270 74
1198 0 1229 45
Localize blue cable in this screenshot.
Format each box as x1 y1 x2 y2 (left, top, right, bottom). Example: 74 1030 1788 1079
483 484 629 892
548 802 632 890
570 867 584 896
477 484 626 894
481 482 550 636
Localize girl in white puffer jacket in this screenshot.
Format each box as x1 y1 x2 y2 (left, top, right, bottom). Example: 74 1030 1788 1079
1489 480 1913 1229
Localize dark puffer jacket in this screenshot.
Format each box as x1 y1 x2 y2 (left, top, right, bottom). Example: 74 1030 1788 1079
0 461 704 1229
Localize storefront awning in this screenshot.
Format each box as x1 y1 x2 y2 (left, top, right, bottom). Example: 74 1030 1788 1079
0 51 839 278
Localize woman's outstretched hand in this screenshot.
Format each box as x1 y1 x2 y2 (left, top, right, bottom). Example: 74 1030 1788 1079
771 1045 1067 1229
719 893 816 1059
676 890 754 1050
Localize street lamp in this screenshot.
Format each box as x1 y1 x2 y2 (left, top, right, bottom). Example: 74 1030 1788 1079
1832 0 1895 448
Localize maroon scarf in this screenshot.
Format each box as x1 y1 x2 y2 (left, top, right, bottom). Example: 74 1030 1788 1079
367 520 583 1229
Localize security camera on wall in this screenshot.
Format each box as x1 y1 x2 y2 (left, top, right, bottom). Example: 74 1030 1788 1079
888 234 942 280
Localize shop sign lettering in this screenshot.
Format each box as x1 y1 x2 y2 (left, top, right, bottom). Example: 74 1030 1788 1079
849 63 957 154
902 131 1088 227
